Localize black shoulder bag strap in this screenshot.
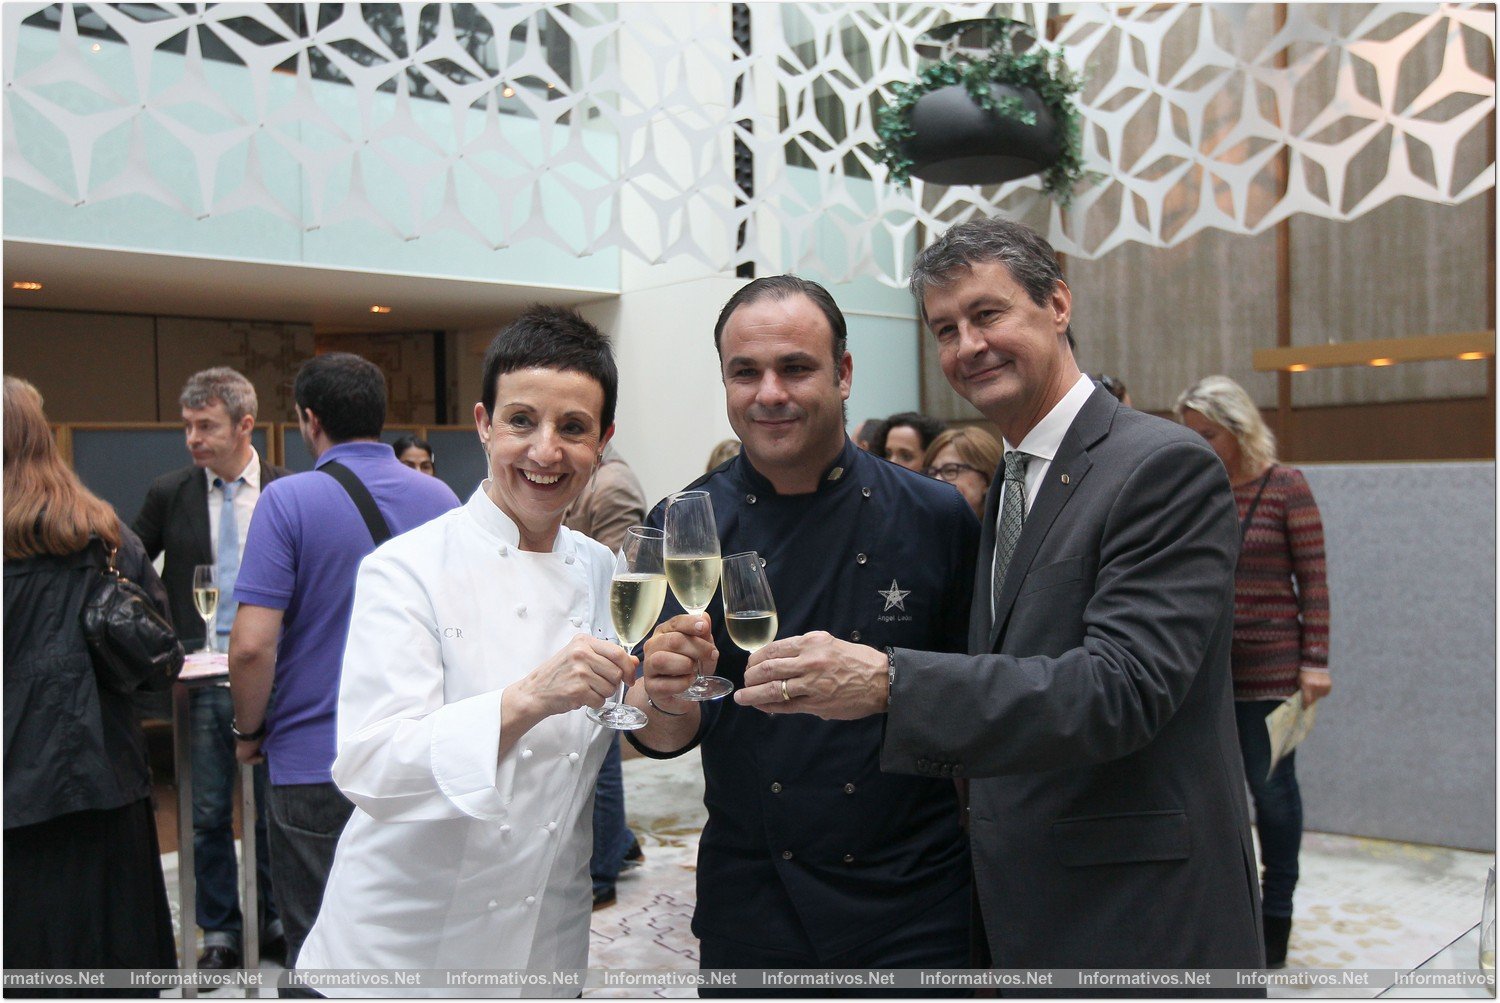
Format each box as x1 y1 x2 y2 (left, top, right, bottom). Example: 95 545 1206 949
319 461 393 546
1239 465 1276 546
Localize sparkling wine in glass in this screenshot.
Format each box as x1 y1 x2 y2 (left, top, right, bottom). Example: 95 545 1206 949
587 527 663 731
664 490 733 700
192 564 219 655
722 552 778 654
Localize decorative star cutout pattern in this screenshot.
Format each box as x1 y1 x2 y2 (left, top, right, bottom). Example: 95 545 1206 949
1 3 1490 283
878 579 910 613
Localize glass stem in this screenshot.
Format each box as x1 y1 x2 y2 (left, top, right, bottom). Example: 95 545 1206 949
203 616 215 655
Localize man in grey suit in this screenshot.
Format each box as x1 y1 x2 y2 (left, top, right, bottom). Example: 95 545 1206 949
134 367 286 969
738 218 1263 975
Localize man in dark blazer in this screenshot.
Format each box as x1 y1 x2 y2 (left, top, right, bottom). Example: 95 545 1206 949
739 218 1264 978
134 367 287 970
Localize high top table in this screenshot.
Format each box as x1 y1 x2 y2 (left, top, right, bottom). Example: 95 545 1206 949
174 654 259 998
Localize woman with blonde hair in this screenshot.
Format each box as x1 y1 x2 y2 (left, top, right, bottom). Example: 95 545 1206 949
3 375 179 979
1175 374 1330 969
921 426 1001 519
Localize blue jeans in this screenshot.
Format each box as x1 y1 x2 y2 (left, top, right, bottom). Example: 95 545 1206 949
190 685 276 948
266 782 354 969
1234 699 1303 918
590 736 635 895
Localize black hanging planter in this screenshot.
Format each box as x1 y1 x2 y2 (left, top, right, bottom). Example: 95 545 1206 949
873 17 1087 204
903 82 1062 187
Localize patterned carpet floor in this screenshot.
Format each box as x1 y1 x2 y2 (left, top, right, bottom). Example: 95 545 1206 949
160 748 1493 998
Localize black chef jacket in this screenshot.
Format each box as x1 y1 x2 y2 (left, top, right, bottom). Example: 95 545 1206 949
630 438 980 958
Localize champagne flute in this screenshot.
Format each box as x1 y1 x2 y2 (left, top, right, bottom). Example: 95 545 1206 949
664 490 733 700
722 552 778 654
192 564 219 655
586 527 664 731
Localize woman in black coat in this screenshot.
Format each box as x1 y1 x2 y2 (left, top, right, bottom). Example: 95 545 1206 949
3 376 180 983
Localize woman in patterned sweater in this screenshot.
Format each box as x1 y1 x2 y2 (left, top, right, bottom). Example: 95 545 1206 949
1176 375 1330 970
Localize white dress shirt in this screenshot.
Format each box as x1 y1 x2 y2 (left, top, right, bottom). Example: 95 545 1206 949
296 486 616 996
204 447 262 561
992 373 1097 590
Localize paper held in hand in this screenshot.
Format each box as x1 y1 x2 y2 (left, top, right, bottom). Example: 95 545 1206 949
1264 691 1316 780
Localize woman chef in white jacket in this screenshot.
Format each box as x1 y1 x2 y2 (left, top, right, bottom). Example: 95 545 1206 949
297 307 638 995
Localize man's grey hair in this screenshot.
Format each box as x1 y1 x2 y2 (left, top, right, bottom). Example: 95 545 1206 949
180 367 257 424
908 217 1075 349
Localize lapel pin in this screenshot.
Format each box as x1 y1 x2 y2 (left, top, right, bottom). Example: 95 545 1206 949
1061 474 1071 485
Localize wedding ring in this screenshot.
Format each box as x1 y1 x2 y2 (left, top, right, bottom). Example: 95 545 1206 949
779 679 790 702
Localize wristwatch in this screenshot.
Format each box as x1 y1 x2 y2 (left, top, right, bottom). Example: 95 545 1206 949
885 646 897 700
231 720 266 742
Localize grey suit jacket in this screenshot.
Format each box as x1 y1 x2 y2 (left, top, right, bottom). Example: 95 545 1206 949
133 458 288 648
883 387 1263 969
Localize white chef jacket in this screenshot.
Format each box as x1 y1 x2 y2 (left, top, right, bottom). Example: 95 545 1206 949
297 485 616 997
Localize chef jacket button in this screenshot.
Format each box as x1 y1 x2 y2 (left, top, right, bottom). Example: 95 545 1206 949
781 850 793 860
746 494 757 504
547 820 558 832
525 895 536 906
565 553 576 564
498 544 509 556
843 854 854 864
861 487 872 498
520 749 533 760
850 630 861 642
843 783 855 794
568 752 579 763
856 553 867 564
499 824 511 834
488 899 498 909
570 615 583 627
516 604 527 617
770 782 782 794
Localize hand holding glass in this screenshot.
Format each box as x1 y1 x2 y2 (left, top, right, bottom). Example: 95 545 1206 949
664 490 733 700
191 565 219 655
722 552 778 653
586 527 664 731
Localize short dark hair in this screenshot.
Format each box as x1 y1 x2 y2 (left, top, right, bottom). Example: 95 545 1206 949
883 411 945 450
294 353 386 442
712 275 848 364
909 217 1076 351
392 434 434 459
480 305 617 430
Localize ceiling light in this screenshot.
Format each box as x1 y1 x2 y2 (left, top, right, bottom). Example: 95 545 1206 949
369 305 391 314
502 86 516 98
11 281 43 291
90 43 101 53
1253 331 1495 373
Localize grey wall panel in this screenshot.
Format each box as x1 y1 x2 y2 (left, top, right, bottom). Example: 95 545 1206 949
1295 461 1494 850
74 427 269 528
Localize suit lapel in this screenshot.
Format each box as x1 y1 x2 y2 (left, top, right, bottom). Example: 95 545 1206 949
969 465 1004 652
987 387 1117 651
184 468 212 562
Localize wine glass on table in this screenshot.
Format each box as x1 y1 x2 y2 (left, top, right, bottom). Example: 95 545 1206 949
664 490 733 700
721 552 778 655
586 527 664 731
192 564 219 656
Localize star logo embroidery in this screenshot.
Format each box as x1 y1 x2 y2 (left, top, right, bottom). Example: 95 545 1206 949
878 579 910 612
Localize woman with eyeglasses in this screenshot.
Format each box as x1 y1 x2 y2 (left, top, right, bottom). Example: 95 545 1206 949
921 426 1001 519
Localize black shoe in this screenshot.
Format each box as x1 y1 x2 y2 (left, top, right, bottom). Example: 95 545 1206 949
621 837 645 872
592 886 617 911
1263 914 1292 969
197 944 240 970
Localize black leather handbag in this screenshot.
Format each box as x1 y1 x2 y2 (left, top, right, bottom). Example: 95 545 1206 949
79 538 184 693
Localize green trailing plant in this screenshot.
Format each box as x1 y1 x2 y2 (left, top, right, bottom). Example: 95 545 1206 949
876 42 1088 206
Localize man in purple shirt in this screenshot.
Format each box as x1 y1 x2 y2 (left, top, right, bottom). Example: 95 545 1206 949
228 353 459 967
